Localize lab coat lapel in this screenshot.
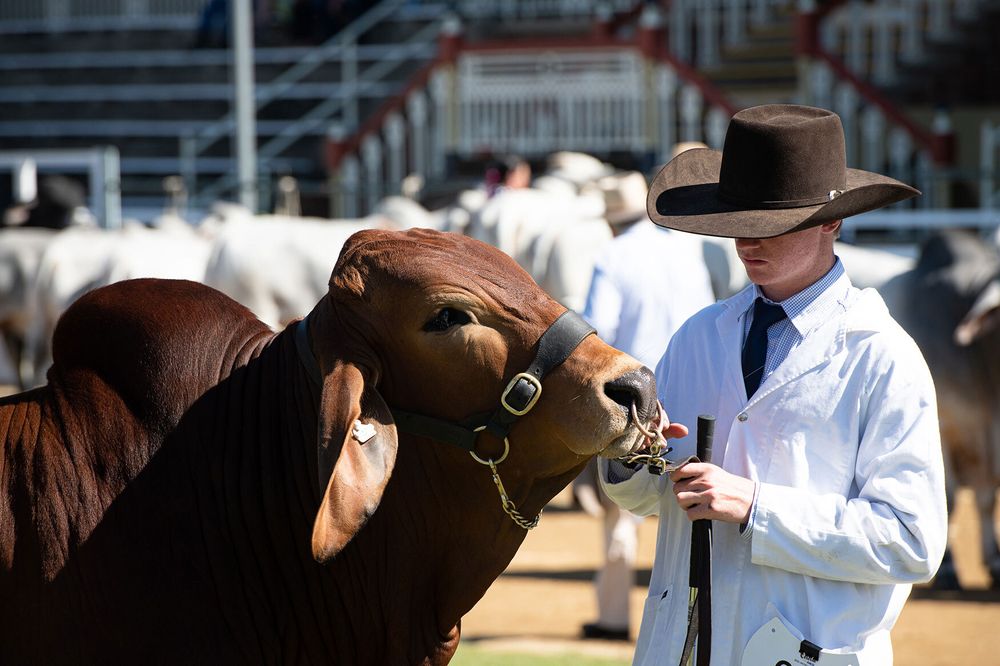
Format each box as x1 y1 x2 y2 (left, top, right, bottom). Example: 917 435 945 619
745 312 848 409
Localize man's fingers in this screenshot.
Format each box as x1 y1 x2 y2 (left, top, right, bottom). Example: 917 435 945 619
670 462 708 482
662 422 688 439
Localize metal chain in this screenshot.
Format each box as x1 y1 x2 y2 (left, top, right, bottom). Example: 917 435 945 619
487 459 541 530
478 400 676 529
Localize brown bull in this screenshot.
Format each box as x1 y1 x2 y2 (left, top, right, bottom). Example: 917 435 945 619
0 228 659 664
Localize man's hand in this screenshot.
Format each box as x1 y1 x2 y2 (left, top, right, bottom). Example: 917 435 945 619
661 420 688 440
669 463 755 524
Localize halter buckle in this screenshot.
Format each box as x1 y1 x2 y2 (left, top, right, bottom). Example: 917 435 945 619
500 372 543 416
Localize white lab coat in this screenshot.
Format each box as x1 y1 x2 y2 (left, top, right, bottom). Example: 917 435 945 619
600 282 947 665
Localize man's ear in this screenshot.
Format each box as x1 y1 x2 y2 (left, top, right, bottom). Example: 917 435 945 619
821 219 843 239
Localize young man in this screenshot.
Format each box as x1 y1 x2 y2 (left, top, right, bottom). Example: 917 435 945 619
600 104 947 665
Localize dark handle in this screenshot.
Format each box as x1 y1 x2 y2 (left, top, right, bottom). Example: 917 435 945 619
696 414 715 464
689 415 716 588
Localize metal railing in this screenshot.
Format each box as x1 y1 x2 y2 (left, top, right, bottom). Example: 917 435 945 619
667 0 792 68
0 43 436 71
805 58 942 208
185 0 445 205
820 0 989 86
190 20 444 206
0 0 206 33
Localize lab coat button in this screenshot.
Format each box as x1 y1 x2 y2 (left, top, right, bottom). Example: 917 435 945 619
737 412 748 422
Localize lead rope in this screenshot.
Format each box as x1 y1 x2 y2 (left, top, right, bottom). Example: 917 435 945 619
471 401 671 531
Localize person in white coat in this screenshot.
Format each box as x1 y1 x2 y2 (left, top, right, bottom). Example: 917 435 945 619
575 169 716 641
599 104 947 665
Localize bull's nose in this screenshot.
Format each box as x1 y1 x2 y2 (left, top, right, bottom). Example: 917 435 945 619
604 367 657 423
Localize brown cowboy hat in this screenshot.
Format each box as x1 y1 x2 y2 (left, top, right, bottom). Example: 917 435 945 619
646 104 920 239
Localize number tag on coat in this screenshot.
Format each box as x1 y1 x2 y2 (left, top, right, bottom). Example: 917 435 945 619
741 617 860 666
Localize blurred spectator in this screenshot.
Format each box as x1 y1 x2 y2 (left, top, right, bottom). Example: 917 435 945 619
574 148 715 642
482 154 532 198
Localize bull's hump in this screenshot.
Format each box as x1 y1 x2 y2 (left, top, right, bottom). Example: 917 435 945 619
50 278 274 429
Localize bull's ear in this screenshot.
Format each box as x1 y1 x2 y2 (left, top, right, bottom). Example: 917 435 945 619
311 361 398 564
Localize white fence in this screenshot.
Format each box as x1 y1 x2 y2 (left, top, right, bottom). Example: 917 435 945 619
327 43 734 217
455 50 648 156
453 49 733 161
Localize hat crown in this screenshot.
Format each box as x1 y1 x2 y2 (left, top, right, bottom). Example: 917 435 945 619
718 105 847 209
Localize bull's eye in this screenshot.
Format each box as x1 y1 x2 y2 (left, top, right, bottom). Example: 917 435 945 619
423 307 471 332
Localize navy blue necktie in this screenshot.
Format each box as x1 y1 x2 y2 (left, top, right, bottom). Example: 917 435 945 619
742 298 787 398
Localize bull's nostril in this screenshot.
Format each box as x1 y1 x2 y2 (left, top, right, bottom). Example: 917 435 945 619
605 387 635 413
604 367 657 422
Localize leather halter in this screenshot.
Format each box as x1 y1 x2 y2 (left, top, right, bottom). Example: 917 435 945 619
294 309 596 464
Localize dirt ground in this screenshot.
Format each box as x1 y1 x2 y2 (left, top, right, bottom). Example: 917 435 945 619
459 487 1000 664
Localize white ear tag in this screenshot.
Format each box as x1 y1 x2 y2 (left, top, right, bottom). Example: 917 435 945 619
352 420 377 444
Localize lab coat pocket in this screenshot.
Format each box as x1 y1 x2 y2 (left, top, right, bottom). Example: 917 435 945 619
634 586 682 666
742 603 860 666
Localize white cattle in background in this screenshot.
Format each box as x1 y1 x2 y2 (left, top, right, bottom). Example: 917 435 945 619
836 241 915 290
433 188 487 235
371 195 446 232
464 188 558 260
0 228 59 387
203 212 379 330
22 222 212 388
878 231 1000 589
536 215 613 313
690 237 916 301
526 191 611 312
201 201 442 330
463 182 614 313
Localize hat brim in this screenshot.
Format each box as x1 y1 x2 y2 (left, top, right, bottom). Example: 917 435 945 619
646 149 920 238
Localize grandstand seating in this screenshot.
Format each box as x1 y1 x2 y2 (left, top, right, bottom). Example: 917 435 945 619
0 0 997 225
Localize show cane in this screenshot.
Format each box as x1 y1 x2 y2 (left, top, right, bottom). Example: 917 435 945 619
694 415 714 666
679 415 715 666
